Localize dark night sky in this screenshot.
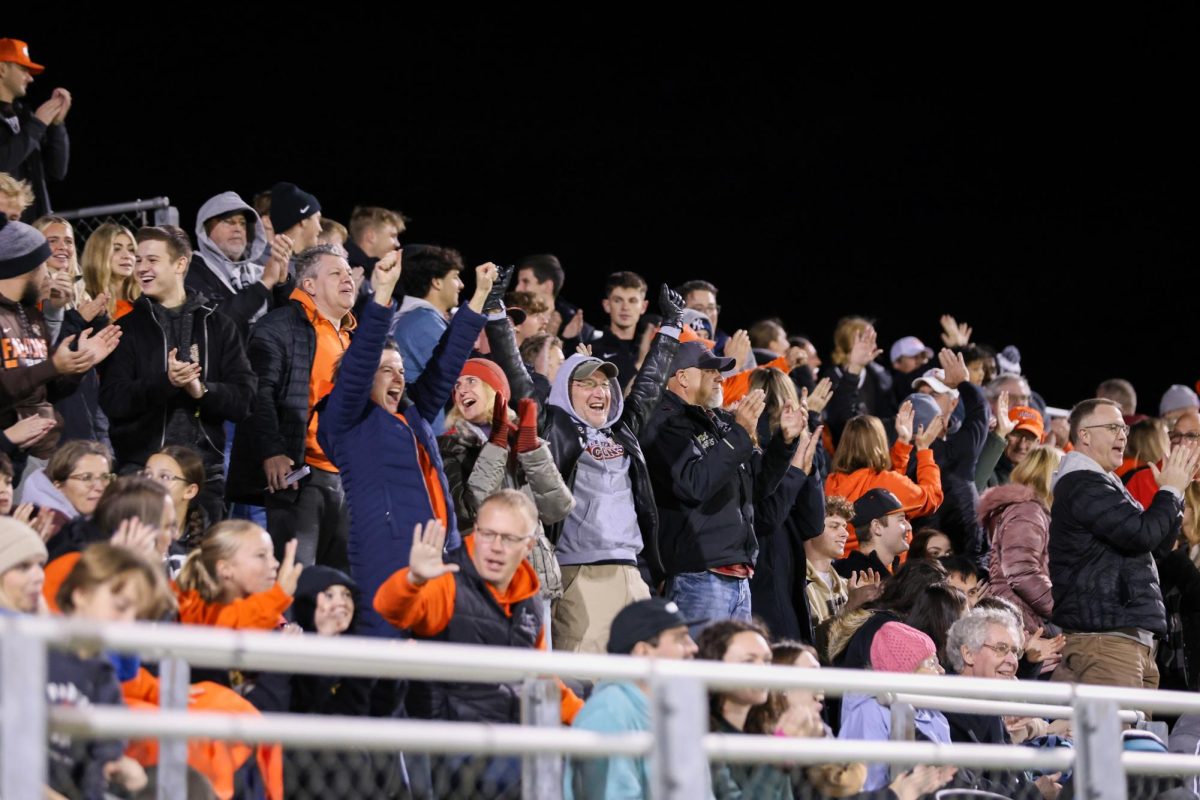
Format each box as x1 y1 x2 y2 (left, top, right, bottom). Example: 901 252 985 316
8 13 1196 411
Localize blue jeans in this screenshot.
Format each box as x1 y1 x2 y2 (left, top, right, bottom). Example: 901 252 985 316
667 571 752 637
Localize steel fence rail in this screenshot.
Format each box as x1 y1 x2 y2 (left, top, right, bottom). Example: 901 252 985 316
6 615 1200 715
883 692 1143 724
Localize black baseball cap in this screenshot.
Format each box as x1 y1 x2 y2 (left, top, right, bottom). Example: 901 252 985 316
606 598 705 654
670 340 734 374
850 488 904 528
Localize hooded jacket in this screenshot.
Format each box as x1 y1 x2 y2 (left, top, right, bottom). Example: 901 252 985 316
0 98 69 220
540 339 679 575
186 192 284 335
389 295 448 386
98 291 256 470
642 390 798 574
288 566 371 717
979 482 1053 632
0 293 77 460
318 296 484 639
1049 449 1182 635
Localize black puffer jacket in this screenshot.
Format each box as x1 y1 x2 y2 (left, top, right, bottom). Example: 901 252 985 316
1049 451 1182 635
226 299 319 504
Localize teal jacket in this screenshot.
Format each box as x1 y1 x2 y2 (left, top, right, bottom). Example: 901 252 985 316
565 682 651 799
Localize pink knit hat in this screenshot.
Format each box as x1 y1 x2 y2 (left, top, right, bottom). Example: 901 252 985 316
870 622 937 673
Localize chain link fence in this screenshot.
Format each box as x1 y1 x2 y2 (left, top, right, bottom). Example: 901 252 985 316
55 197 177 248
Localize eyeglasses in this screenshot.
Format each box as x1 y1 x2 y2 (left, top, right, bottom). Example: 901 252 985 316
1169 431 1200 443
980 641 1024 659
572 379 611 393
67 472 115 486
141 470 190 485
474 528 533 547
1082 423 1129 437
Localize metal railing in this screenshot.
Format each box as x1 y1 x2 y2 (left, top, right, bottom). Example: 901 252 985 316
4 614 1200 800
54 197 177 246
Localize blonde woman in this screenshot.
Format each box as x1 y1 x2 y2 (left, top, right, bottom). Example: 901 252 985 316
32 214 85 309
978 445 1061 634
80 221 139 319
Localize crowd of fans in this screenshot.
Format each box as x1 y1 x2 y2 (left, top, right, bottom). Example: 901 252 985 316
3 37 1200 800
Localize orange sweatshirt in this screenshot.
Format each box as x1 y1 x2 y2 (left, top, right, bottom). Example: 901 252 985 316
826 441 944 557
174 583 292 630
292 287 355 473
374 538 583 724
722 355 791 406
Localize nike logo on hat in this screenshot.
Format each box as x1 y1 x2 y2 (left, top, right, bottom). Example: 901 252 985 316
299 205 311 213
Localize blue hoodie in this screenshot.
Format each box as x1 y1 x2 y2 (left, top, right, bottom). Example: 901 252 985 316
565 681 651 799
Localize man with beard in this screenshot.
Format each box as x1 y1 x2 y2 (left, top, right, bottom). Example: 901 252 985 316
1 217 119 474
643 341 803 631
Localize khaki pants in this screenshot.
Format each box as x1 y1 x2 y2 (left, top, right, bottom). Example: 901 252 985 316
1051 633 1159 690
552 564 650 653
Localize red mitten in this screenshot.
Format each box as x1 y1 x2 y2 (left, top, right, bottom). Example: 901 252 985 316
489 393 511 449
516 398 540 454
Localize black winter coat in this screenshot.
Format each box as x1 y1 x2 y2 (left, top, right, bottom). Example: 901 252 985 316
98 294 255 470
642 392 798 575
226 299 321 504
1049 465 1181 635
0 99 68 220
185 254 294 340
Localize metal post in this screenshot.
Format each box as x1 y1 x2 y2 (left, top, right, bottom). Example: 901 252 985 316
153 204 179 227
889 700 916 741
1 630 47 800
1073 698 1127 800
156 657 190 800
651 674 711 800
521 677 563 800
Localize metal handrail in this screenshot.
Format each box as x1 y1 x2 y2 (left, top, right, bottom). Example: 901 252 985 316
54 197 171 219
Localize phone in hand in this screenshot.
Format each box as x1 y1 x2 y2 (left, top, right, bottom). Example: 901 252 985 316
283 465 311 486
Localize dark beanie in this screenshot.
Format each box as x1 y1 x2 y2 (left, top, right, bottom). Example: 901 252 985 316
0 217 52 279
269 182 321 234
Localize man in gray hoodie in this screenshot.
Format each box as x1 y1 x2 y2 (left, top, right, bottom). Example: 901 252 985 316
187 191 291 336
539 284 684 653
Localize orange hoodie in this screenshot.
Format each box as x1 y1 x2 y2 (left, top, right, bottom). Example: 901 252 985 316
291 287 355 473
826 440 944 557
123 670 283 800
374 537 583 723
722 355 791 406
174 583 292 630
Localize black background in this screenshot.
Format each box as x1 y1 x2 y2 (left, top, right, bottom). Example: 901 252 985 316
9 13 1195 411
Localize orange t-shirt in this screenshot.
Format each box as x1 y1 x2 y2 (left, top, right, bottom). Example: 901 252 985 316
291 288 355 472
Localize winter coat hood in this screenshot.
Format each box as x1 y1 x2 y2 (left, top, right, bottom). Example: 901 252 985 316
194 192 268 289
549 353 625 430
978 481 1041 525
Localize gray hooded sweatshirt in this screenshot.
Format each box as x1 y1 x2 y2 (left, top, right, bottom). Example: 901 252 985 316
548 353 642 565
193 192 269 296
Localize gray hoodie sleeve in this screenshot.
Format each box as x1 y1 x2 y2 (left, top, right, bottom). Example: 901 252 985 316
516 441 575 525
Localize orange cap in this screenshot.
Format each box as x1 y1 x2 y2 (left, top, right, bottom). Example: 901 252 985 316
0 39 45 75
1009 405 1044 441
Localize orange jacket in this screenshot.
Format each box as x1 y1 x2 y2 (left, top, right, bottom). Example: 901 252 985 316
42 551 82 613
722 355 791 406
123 669 283 800
826 440 944 557
374 537 583 723
174 583 292 630
291 287 354 472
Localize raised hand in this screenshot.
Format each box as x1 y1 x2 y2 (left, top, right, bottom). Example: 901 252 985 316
937 347 970 388
724 329 751 372
939 314 972 348
993 390 1014 437
110 517 161 557
575 342 592 357
1024 627 1065 663
77 325 122 367
50 88 73 125
792 425 823 474
915 413 946 450
778 402 805 444
45 269 74 310
33 95 63 126
1151 442 1200 492
846 326 882 374
846 568 883 610
890 765 958 800
561 309 585 340
52 334 93 375
657 284 685 328
468 262 498 313
3 415 56 448
894 400 915 444
76 292 109 323
488 393 512 450
261 233 294 289
484 263 515 311
370 248 403 304
408 519 458 585
276 539 304 596
734 389 766 437
167 348 202 389
807 377 833 414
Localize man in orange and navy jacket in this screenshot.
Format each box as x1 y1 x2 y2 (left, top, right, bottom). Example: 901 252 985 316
375 489 582 726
